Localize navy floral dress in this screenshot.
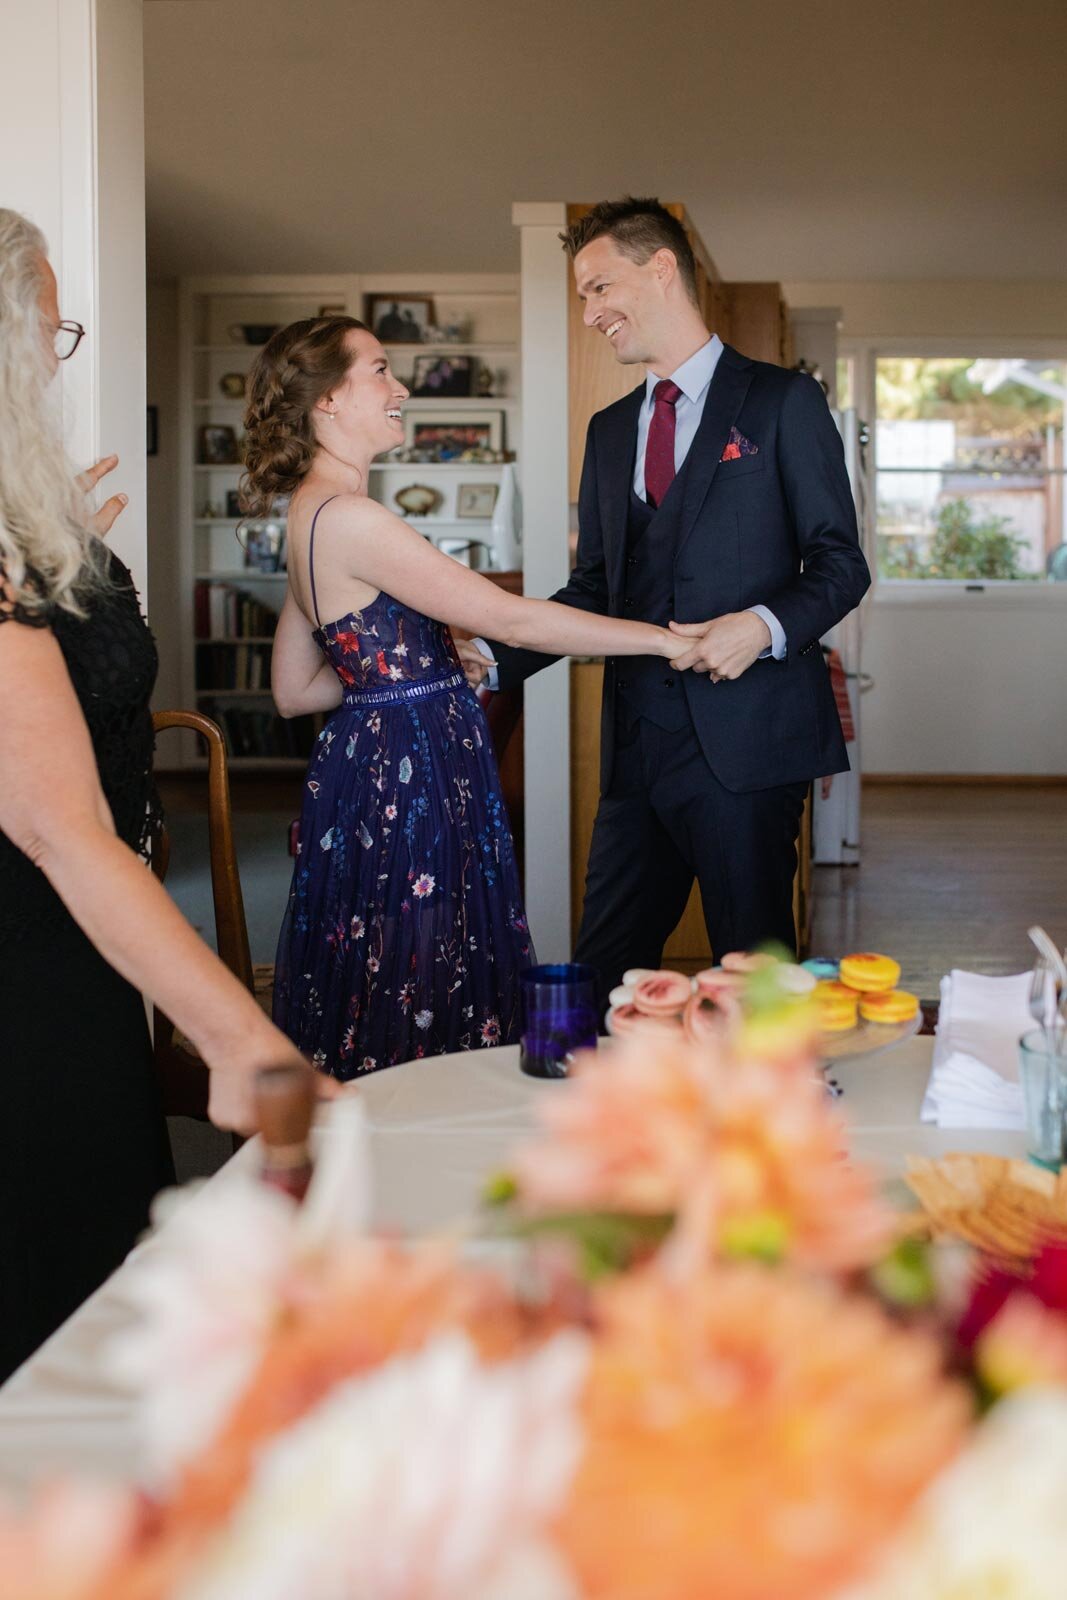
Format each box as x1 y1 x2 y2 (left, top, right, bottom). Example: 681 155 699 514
273 499 534 1078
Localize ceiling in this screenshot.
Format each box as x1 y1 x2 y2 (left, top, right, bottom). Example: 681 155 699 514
144 0 1067 282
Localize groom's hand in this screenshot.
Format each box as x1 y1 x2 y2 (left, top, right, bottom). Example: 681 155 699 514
668 612 771 682
455 637 497 690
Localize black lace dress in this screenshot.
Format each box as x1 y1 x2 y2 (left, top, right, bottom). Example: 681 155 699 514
0 551 174 1381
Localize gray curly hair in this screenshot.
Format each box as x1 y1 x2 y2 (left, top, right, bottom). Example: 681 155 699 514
0 208 100 615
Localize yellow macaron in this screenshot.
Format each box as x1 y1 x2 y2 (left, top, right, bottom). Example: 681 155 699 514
858 988 920 1025
815 980 859 1032
839 953 901 994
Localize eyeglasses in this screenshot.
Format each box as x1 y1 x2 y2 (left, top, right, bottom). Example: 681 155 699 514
53 321 86 361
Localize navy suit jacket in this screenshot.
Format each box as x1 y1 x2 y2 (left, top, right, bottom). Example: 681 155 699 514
492 342 871 794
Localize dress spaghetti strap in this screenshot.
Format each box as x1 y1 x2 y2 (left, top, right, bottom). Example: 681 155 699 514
307 495 340 628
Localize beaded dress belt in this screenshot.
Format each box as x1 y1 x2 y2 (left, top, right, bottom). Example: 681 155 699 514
341 669 467 707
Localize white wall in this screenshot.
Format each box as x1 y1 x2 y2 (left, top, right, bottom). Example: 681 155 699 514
1 0 147 594
788 279 1067 776
861 593 1067 775
785 281 1067 342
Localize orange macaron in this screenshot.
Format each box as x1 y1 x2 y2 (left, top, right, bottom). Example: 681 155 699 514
839 953 901 994
858 989 920 1025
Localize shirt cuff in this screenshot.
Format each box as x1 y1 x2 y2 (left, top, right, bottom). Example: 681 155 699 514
471 637 500 692
748 605 786 661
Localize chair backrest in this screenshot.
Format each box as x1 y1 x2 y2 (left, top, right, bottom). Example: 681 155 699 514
151 709 254 992
150 710 253 1123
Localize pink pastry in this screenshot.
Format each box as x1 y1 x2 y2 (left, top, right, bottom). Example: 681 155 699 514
682 992 732 1043
631 970 693 1017
693 968 744 1001
609 1002 682 1037
720 950 776 974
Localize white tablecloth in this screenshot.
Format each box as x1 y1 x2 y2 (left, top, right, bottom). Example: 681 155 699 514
0 1037 1028 1495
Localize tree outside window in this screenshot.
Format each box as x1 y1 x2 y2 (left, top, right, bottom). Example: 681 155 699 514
875 358 1066 582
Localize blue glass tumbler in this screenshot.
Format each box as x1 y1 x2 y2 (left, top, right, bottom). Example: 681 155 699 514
519 963 599 1078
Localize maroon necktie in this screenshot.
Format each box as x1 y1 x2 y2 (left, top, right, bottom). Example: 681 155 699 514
644 379 682 509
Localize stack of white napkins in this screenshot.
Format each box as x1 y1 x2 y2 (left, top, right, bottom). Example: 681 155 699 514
921 969 1030 1130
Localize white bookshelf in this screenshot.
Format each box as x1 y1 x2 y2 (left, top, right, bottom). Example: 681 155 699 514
176 271 521 770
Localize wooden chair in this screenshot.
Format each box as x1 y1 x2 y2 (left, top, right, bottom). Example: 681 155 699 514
150 710 253 1121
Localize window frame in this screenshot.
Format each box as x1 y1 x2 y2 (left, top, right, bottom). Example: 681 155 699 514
840 335 1067 606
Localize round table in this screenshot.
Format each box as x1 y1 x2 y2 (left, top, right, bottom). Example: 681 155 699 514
0 1035 1026 1494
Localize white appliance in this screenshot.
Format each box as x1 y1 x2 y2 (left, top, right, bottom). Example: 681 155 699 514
811 408 869 866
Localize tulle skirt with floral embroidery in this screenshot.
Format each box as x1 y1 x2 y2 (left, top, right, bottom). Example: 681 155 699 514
273 682 533 1078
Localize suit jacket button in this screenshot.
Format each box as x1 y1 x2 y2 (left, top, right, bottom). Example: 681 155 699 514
618 678 628 691
624 597 635 609
664 677 675 688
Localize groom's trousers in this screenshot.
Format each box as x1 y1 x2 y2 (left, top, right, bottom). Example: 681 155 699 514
573 709 808 1010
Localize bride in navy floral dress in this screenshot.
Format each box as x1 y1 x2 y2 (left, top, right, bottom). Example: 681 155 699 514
241 317 681 1078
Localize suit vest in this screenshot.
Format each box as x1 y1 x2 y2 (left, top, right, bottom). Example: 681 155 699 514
613 466 691 732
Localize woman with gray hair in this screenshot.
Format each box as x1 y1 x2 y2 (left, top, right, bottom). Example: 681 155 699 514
0 209 321 1379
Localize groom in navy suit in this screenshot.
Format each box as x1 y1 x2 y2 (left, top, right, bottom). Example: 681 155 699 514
462 197 869 1003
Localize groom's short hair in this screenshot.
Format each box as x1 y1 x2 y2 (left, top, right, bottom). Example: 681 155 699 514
561 198 699 307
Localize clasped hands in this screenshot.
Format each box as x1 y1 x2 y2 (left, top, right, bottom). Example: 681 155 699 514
455 610 772 691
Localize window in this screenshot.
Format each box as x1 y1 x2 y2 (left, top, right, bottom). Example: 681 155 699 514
874 357 1067 582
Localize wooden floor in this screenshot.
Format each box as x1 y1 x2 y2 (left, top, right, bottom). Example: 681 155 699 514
157 772 1067 1008
810 782 1067 1000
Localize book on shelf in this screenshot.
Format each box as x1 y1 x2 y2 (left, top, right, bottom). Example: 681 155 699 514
195 640 273 690
197 697 321 761
194 579 280 640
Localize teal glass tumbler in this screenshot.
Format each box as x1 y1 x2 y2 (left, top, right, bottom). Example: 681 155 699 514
1018 1029 1066 1170
519 963 599 1078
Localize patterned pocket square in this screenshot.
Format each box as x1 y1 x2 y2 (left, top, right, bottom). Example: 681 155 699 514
720 426 758 462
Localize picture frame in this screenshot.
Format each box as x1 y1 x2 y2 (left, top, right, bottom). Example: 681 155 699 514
410 353 473 398
197 423 239 465
146 405 158 457
365 294 436 344
456 482 499 519
404 409 504 460
317 303 346 317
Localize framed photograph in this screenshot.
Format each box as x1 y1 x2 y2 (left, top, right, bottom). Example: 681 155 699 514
366 294 435 344
410 353 473 398
146 405 158 457
405 409 504 460
456 482 499 519
197 424 239 465
317 303 346 317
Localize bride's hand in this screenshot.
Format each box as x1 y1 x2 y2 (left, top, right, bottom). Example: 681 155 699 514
77 454 128 538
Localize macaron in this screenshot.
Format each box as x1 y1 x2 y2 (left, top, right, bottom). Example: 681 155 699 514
720 951 777 974
631 971 693 1017
858 989 920 1025
839 953 901 994
814 980 859 1032
802 956 840 981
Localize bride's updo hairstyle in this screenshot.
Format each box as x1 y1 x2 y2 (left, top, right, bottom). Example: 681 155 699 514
240 315 368 516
